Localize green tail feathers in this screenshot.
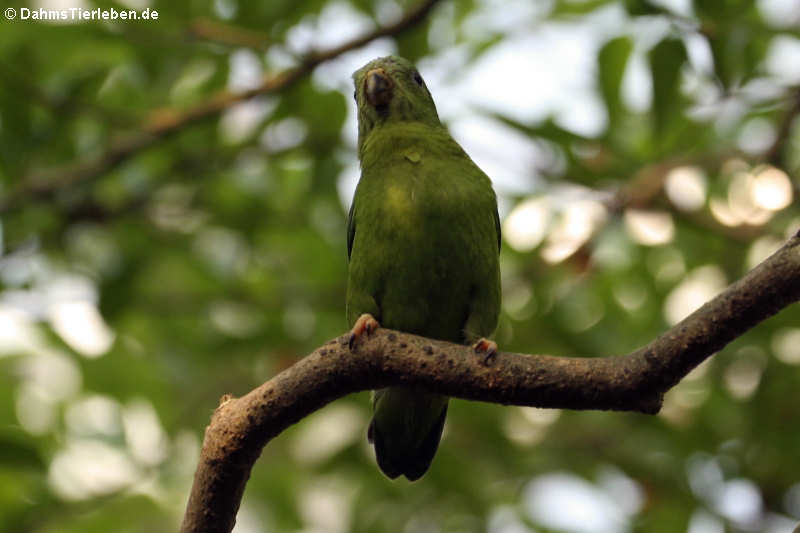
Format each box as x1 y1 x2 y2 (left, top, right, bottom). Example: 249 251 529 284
368 388 448 481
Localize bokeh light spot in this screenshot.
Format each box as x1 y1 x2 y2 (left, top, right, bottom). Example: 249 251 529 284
665 166 707 211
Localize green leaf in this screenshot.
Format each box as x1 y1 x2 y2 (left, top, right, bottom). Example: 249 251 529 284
598 36 633 128
486 112 592 145
623 0 670 16
708 23 770 89
0 431 43 470
648 37 687 148
550 0 617 17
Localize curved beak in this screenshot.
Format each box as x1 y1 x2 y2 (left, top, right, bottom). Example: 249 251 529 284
364 68 393 107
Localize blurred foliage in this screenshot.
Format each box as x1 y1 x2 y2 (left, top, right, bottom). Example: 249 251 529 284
1 0 800 532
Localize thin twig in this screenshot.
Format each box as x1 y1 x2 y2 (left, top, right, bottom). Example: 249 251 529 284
764 86 800 168
188 18 273 49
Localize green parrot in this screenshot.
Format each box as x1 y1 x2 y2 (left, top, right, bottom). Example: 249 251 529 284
346 56 501 481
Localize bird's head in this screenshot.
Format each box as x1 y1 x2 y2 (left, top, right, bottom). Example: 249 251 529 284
352 56 441 151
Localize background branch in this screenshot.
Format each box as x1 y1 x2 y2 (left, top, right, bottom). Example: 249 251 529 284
764 85 800 168
180 231 800 533
188 18 273 49
0 0 442 215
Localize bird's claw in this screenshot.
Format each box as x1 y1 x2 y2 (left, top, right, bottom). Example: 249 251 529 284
472 338 498 365
348 313 380 350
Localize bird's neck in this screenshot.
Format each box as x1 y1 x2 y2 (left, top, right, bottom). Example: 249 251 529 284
359 121 452 170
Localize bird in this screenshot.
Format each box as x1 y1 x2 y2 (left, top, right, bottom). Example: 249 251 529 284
346 56 501 481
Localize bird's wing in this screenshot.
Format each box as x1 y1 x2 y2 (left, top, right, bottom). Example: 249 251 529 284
494 203 501 254
347 198 356 261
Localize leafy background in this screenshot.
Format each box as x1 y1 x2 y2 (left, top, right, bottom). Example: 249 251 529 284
1 0 800 531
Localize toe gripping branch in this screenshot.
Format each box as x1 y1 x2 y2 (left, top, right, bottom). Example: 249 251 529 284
348 313 380 350
473 338 498 365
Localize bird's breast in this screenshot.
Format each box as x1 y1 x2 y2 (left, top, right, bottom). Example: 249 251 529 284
384 183 416 217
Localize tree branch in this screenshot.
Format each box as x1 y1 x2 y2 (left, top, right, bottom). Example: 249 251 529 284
0 0 443 215
764 85 800 168
180 231 800 533
188 18 273 50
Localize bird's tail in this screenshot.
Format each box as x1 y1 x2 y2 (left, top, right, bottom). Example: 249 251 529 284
368 387 448 481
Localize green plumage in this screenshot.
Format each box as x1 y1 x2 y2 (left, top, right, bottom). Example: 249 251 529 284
347 56 501 480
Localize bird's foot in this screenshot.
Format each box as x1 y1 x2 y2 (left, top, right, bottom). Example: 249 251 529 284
348 313 380 350
472 338 498 365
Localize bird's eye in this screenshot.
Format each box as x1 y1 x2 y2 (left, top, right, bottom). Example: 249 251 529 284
412 71 424 87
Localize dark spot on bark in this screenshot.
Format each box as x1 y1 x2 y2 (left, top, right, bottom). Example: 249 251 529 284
320 349 327 356
423 345 433 355
400 343 407 348
388 333 397 341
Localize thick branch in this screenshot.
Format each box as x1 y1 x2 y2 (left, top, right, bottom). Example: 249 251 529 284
181 232 800 533
0 0 442 214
